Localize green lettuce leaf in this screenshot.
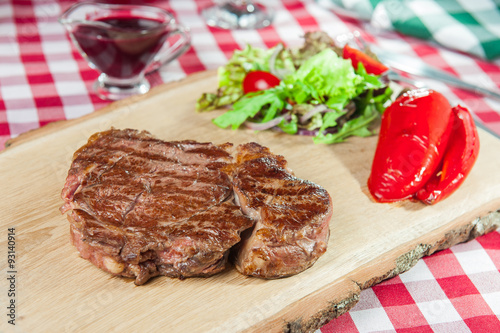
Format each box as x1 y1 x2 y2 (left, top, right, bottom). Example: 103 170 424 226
313 106 379 144
278 115 298 134
212 88 285 129
284 49 363 110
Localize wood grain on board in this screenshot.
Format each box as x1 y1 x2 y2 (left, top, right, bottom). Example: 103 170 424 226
1 70 499 333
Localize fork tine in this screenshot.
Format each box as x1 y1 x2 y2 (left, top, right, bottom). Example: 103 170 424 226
335 31 358 47
335 30 369 52
353 31 369 49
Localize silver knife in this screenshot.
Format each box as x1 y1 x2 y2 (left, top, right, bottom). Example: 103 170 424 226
371 45 500 101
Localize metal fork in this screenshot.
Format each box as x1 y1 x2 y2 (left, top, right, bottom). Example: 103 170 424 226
339 31 500 101
336 31 500 139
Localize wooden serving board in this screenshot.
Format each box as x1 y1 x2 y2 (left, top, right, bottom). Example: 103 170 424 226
1 71 500 333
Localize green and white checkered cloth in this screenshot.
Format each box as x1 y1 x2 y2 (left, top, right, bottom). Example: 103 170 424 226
318 0 500 60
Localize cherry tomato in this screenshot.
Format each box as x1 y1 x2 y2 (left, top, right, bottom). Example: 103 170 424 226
242 71 280 94
342 44 388 75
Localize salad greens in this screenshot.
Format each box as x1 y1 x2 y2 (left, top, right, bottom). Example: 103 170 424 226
196 44 294 111
196 32 393 144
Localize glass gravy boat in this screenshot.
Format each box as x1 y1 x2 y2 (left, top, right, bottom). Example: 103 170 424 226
60 3 191 100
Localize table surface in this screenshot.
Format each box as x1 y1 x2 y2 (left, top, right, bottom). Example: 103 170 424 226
1 0 499 332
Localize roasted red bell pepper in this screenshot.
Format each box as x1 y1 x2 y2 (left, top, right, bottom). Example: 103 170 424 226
342 44 388 75
416 105 480 204
368 89 454 202
368 89 480 204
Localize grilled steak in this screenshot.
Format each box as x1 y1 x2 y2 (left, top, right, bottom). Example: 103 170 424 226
61 129 332 284
60 129 253 285
230 143 331 278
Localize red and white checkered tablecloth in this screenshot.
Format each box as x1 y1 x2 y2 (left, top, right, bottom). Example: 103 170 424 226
1 0 499 331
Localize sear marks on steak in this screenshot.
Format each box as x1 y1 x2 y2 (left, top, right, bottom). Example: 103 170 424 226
61 129 254 285
61 129 332 285
230 143 332 278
